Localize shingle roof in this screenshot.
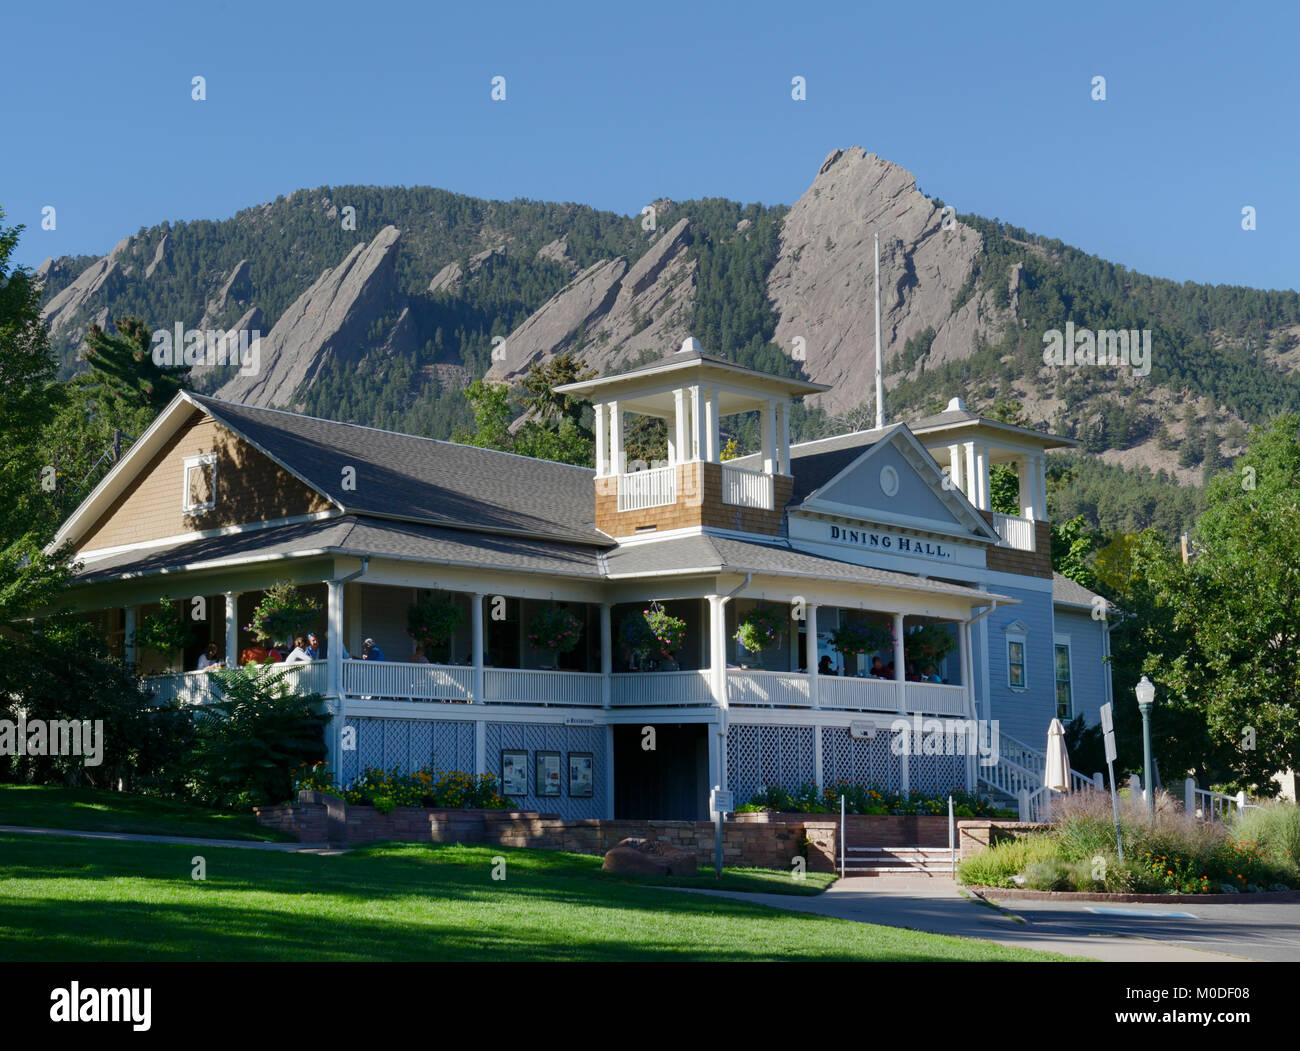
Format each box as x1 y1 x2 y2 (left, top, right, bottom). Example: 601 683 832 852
1052 571 1109 609
604 533 1016 603
187 394 609 546
73 514 605 583
728 428 889 504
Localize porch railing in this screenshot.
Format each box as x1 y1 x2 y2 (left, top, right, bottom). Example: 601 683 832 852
721 465 774 510
1184 779 1252 822
342 659 473 702
611 670 713 706
617 465 675 511
992 512 1035 552
483 667 603 707
145 661 328 705
727 670 812 707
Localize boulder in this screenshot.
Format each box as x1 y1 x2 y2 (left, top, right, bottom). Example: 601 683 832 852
601 836 698 877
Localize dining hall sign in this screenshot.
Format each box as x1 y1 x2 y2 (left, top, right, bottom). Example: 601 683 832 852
826 524 955 561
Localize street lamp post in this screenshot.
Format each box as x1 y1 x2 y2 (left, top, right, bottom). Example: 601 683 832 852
1135 675 1156 817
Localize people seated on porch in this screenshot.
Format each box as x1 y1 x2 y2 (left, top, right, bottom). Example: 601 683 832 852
921 663 943 683
305 633 321 659
818 655 835 676
410 643 430 664
284 637 312 663
869 656 887 678
884 660 896 680
265 642 285 663
360 638 386 661
197 643 224 670
905 661 921 682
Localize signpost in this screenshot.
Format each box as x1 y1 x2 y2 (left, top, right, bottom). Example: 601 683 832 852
1100 703 1123 861
709 786 733 879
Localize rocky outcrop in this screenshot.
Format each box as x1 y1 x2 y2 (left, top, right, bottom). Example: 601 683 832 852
216 225 410 407
427 244 505 295
487 217 696 380
40 236 135 357
767 148 1002 415
144 234 169 279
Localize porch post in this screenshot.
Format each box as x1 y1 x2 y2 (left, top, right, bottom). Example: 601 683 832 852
707 595 728 796
964 442 978 508
892 612 906 710
962 620 977 789
779 401 791 474
609 399 624 474
123 605 137 673
690 385 704 460
762 399 777 473
673 389 687 466
975 443 991 511
806 602 820 709
706 388 719 461
471 593 485 703
947 444 964 494
327 580 344 699
599 602 612 709
594 402 608 476
224 592 240 668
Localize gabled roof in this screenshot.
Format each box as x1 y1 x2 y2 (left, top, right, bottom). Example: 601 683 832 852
54 391 613 552
1052 571 1111 611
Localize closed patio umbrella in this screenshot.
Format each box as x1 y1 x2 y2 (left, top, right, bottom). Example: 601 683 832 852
1045 718 1071 793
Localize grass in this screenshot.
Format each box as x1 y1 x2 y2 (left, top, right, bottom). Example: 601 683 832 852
0 785 292 841
0 834 1069 962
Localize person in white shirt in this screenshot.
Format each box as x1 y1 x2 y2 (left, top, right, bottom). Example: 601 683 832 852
197 643 225 670
283 635 312 663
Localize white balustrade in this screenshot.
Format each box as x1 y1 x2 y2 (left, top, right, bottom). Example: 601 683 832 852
610 670 713 706
145 660 329 706
342 659 473 702
617 465 676 511
992 512 1035 551
721 465 774 510
483 668 603 706
817 675 903 712
727 670 811 707
903 682 967 716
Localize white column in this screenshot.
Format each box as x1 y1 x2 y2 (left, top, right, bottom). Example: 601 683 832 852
964 442 977 506
948 444 964 494
762 399 777 473
123 606 137 673
708 595 728 707
705 388 719 462
774 398 785 470
1034 453 1047 521
608 400 623 475
974 443 991 511
690 385 704 460
471 593 484 703
594 402 608 476
681 390 691 463
327 580 344 699
599 602 612 709
893 612 907 710
224 592 240 668
806 603 820 709
962 620 978 788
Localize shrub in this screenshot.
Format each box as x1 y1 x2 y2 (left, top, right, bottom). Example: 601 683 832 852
958 834 1060 888
296 763 516 810
186 665 330 807
1233 802 1300 878
1023 859 1072 891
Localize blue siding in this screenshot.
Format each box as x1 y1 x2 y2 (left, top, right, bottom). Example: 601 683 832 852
483 722 607 820
1054 606 1108 728
980 584 1056 748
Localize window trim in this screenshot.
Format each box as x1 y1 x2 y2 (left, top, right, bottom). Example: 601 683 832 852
182 453 217 515
1053 635 1074 721
1006 632 1027 691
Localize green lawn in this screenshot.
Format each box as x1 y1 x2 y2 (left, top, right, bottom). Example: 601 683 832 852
0 786 291 841
0 834 1069 961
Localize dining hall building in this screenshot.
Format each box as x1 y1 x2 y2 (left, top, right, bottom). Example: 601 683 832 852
49 340 1112 820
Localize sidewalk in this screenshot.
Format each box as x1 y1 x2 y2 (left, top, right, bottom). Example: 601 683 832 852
672 876 1245 962
0 824 342 853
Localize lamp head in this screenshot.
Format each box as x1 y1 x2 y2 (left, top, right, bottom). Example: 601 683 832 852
1135 675 1156 710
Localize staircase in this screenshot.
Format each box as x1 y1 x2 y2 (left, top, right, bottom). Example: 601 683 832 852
842 846 955 877
977 729 1105 820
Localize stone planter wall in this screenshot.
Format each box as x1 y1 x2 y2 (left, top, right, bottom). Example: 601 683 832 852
956 820 1045 860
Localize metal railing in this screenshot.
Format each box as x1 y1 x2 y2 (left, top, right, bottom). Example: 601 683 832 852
992 512 1035 552
617 465 676 511
721 465 774 510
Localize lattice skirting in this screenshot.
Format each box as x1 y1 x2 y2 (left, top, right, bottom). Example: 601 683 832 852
483 722 607 821
725 723 972 804
339 716 476 786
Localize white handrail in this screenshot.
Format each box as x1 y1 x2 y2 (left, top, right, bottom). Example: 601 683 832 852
721 465 774 509
992 512 1035 552
617 465 675 511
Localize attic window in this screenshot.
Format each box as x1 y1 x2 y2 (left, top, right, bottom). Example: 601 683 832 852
183 453 217 514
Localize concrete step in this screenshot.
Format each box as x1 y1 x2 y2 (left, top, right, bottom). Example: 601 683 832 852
841 845 957 877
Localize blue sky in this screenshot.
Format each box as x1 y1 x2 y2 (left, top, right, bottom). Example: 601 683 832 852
3 0 1297 291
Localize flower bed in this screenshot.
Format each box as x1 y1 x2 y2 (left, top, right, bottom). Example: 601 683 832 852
736 781 1014 819
294 762 514 812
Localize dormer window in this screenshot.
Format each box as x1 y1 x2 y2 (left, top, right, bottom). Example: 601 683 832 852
182 453 217 514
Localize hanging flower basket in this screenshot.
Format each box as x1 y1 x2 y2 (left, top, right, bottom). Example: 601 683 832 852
733 602 788 656
407 594 466 653
527 604 584 655
829 616 893 659
619 602 687 663
130 596 193 656
904 622 957 663
245 581 321 643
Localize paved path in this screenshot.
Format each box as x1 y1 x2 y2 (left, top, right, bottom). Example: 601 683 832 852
675 877 1247 962
0 824 342 853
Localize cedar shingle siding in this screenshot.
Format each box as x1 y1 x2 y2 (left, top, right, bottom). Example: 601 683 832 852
77 410 332 553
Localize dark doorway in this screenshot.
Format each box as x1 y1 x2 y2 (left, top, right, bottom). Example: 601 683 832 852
613 723 709 820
